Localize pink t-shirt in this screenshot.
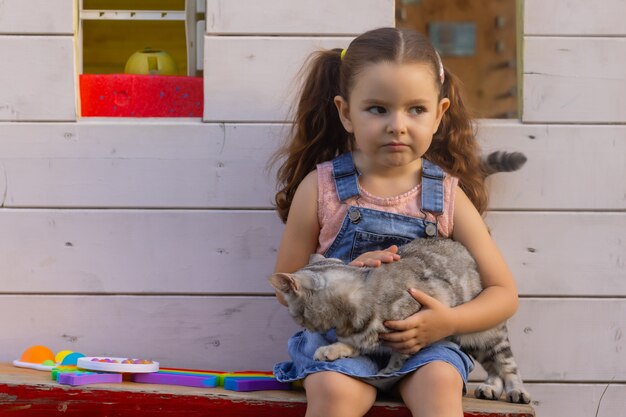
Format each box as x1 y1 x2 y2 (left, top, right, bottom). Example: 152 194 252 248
316 160 458 254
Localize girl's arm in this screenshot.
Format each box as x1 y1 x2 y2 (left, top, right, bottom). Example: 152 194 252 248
273 171 321 305
446 185 519 333
380 186 519 353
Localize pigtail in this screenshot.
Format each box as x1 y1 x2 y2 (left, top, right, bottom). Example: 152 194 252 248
273 48 352 223
426 69 489 214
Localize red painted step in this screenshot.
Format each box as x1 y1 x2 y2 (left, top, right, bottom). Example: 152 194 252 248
0 364 534 417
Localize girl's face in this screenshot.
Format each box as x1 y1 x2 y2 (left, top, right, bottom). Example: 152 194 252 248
335 61 449 172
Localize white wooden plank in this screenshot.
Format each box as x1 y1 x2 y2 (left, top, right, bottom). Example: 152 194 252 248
0 295 300 371
0 37 75 121
0 296 623 382
486 212 626 297
205 0 394 35
477 121 626 210
0 209 284 294
1 121 624 210
0 122 283 208
523 37 626 123
203 37 352 122
507 299 626 382
495 383 626 417
524 0 626 36
527 384 626 417
0 0 73 34
1 209 623 297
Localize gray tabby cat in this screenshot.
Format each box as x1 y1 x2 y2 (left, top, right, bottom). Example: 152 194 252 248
269 238 531 404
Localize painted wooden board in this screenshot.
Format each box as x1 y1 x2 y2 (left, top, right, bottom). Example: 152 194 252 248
205 0 394 35
0 0 73 34
524 0 626 36
490 298 625 382
486 212 626 297
203 37 352 122
477 121 626 210
523 37 626 123
0 37 75 121
1 121 624 210
0 209 284 294
0 365 535 417
511 383 625 417
0 296 623 382
0 122 283 208
0 209 623 296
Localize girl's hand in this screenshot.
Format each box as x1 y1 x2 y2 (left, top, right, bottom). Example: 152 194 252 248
379 288 457 354
349 245 401 267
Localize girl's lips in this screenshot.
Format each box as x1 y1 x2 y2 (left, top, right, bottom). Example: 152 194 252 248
383 143 409 149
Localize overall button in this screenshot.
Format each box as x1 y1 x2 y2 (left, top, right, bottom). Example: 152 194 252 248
425 223 438 237
348 208 361 224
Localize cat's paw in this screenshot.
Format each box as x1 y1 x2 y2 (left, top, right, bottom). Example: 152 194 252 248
475 383 504 401
314 343 357 361
379 353 408 374
506 387 531 404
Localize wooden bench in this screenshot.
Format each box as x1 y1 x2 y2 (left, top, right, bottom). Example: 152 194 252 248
0 364 534 416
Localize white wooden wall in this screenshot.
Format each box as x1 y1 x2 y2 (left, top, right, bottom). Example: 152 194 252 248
0 1 624 416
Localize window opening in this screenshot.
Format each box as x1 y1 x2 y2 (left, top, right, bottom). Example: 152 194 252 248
396 0 519 119
78 0 205 118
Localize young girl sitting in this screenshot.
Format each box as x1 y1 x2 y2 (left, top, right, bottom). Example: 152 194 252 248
271 27 519 417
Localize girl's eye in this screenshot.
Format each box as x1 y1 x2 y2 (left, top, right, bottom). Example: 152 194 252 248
409 106 426 115
367 106 387 114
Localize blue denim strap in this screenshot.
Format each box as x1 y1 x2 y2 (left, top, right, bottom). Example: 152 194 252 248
421 159 445 215
332 152 360 202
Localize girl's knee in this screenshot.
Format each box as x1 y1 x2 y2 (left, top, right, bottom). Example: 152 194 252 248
304 372 376 402
303 372 377 416
400 361 464 394
400 363 464 417
423 361 463 387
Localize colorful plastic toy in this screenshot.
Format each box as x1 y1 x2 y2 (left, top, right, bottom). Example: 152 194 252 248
13 345 58 371
55 350 73 363
213 371 275 386
13 346 86 371
58 371 123 386
51 366 79 381
132 372 218 388
77 357 159 373
223 378 291 392
60 352 86 366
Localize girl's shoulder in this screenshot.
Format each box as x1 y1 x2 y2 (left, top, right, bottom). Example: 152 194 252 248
296 168 319 200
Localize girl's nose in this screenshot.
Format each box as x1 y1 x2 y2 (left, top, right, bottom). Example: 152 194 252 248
387 112 407 135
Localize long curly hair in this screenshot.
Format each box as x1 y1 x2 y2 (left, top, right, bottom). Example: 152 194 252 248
273 27 488 223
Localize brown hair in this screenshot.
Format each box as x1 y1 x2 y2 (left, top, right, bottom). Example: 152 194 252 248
273 27 488 222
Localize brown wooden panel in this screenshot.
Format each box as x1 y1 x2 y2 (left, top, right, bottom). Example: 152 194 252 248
396 0 518 118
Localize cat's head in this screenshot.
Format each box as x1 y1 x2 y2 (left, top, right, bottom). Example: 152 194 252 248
269 254 364 333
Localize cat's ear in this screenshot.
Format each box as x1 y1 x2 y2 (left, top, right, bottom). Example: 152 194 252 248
308 254 326 264
268 273 299 294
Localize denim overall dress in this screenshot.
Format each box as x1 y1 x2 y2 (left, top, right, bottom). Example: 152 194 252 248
273 152 474 391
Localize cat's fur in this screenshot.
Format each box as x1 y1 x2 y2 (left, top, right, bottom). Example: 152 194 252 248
269 238 531 404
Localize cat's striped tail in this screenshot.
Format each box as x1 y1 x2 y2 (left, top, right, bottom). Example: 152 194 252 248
483 151 527 175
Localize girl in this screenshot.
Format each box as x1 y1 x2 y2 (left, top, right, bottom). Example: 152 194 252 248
271 27 519 417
